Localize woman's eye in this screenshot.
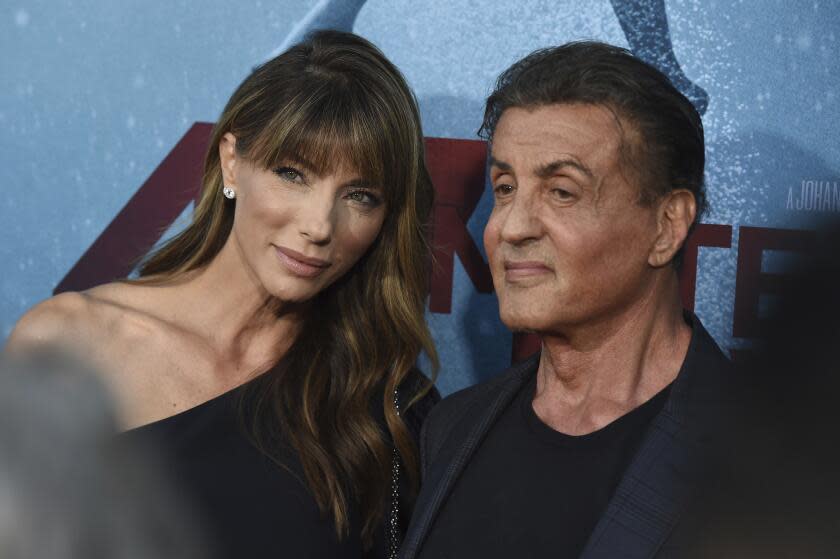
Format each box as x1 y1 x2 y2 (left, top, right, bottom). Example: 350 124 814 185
273 166 303 183
347 190 382 207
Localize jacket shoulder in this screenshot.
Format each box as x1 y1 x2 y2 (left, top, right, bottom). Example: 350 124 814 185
421 355 538 476
422 382 483 442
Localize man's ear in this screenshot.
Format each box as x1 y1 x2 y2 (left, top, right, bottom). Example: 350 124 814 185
648 189 697 267
219 132 238 189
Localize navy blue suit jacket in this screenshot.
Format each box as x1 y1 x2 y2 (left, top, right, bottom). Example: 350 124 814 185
400 315 736 559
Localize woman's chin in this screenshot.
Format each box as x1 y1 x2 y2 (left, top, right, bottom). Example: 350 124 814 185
263 283 321 307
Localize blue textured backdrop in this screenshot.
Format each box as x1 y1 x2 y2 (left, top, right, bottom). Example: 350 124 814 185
2 0 839 395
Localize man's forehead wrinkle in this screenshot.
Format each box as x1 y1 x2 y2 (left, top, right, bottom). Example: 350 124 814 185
591 174 607 209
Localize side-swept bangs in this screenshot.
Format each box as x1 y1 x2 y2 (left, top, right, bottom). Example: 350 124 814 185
230 61 411 211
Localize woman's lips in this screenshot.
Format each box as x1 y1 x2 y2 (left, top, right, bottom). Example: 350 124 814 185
274 245 331 278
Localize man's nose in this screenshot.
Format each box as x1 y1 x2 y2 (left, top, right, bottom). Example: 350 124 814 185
298 194 335 245
499 187 543 245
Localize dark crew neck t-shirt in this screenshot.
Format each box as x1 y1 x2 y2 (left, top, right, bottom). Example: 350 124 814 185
419 374 671 559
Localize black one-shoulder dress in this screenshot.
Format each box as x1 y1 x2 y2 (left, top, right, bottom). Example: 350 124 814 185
120 371 438 559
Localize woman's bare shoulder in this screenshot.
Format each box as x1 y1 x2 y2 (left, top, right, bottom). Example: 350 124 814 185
6 291 93 353
5 282 155 355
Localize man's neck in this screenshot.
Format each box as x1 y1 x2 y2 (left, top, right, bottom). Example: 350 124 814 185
532 279 691 436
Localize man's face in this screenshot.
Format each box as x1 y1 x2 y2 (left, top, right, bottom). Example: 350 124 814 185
483 103 661 334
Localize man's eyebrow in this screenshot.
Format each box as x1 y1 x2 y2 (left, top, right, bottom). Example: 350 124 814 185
536 158 594 180
488 156 512 172
489 156 593 180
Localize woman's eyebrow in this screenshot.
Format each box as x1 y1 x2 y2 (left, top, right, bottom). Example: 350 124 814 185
343 177 378 189
283 155 316 171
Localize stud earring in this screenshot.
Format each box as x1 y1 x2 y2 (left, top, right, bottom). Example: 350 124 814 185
223 186 236 199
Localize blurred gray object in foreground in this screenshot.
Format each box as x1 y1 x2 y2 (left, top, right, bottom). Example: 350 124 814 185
0 353 207 559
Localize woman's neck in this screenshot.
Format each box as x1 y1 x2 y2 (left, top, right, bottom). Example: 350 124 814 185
166 238 304 371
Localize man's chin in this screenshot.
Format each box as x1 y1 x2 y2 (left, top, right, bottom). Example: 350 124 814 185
499 310 550 334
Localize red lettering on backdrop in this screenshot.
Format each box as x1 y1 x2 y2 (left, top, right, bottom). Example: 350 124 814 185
425 138 494 313
512 333 542 363
733 226 814 339
678 224 733 311
54 122 213 294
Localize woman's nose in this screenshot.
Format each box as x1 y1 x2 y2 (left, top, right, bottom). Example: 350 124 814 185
298 195 335 245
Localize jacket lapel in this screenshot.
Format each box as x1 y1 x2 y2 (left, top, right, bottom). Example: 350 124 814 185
577 404 695 559
579 317 728 559
399 355 538 559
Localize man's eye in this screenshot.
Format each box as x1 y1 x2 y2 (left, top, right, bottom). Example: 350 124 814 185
494 183 515 196
347 190 382 207
273 166 303 183
552 188 574 200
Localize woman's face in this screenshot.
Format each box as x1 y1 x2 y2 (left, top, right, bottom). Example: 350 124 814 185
219 133 387 303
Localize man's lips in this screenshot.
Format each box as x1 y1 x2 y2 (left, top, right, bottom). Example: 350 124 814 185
503 260 553 280
274 245 331 278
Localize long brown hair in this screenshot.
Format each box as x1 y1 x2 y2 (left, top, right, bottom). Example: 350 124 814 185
136 31 438 544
